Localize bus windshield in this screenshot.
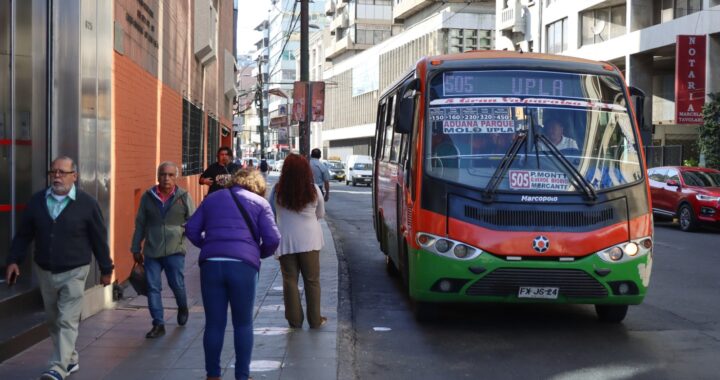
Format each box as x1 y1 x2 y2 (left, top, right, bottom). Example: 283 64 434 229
425 70 643 193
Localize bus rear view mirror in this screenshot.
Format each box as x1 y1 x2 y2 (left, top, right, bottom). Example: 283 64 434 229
395 78 419 134
629 86 646 130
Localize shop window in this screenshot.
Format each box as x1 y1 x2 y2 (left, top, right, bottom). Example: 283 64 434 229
206 116 219 167
182 99 205 175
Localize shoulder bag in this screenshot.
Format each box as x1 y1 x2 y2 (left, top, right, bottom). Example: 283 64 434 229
228 189 261 245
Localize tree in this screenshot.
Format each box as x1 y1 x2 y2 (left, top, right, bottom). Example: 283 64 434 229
699 93 720 169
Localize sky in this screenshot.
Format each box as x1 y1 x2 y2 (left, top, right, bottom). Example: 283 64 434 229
236 0 271 54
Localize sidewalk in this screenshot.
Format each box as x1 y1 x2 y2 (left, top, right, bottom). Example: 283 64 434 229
0 220 339 380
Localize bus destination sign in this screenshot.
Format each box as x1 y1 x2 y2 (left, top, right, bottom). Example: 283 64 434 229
429 106 515 134
441 71 597 100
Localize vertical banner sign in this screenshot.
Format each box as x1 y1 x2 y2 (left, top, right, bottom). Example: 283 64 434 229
675 35 706 124
311 81 325 122
292 81 307 123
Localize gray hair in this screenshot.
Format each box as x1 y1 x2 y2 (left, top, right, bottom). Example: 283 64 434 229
52 156 78 172
157 161 179 177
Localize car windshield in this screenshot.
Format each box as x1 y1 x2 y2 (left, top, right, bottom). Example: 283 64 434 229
354 163 372 170
327 161 344 169
425 69 642 194
682 170 720 187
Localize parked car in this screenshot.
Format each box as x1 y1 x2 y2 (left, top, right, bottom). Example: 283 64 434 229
239 157 259 169
324 160 346 182
647 166 720 231
345 155 373 186
266 159 276 171
273 159 284 172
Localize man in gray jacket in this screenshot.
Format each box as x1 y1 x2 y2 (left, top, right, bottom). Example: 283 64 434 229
131 161 195 338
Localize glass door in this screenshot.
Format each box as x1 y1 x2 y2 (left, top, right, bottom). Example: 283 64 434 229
0 0 49 295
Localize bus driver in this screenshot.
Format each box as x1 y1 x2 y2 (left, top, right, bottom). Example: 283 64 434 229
544 119 579 151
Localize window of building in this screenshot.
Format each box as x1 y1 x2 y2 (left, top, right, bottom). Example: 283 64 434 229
206 116 219 168
581 5 626 46
356 0 392 20
355 26 391 45
546 18 568 54
447 29 493 53
182 99 205 175
655 0 702 21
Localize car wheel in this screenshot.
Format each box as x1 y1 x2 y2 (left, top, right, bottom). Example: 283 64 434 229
352 180 356 187
678 204 699 232
385 255 399 277
595 305 628 323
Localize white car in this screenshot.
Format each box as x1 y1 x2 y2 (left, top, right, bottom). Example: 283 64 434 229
273 159 284 172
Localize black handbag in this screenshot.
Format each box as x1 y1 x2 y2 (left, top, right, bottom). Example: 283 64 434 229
128 262 148 296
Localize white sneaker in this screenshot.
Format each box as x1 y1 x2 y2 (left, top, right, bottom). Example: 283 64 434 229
66 362 79 375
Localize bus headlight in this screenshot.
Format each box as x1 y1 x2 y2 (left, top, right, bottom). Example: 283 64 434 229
415 232 483 261
435 239 451 253
454 244 470 258
596 236 652 263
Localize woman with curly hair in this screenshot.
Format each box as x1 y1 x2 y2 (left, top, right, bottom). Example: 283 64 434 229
270 154 327 328
185 169 280 380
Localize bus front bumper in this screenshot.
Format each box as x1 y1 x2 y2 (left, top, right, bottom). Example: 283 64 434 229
407 247 652 305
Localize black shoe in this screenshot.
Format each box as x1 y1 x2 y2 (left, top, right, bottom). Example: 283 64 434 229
145 325 165 339
177 307 189 326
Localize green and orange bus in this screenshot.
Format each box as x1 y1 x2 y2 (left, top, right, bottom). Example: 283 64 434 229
372 51 653 323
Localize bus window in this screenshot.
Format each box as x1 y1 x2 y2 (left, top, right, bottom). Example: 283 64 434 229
374 103 387 160
382 95 395 162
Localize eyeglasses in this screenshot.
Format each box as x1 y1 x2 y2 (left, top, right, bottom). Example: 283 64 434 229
47 169 75 177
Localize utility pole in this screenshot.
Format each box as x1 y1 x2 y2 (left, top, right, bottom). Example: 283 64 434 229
299 0 310 158
256 59 266 160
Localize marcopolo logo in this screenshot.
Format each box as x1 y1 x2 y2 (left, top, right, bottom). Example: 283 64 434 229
521 195 559 202
532 236 550 253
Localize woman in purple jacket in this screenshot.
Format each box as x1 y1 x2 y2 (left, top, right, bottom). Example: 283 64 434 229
185 169 280 380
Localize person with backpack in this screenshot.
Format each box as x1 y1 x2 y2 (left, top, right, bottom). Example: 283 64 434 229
259 159 269 181
131 161 195 339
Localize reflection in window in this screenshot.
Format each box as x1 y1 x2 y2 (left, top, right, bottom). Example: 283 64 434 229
581 5 626 46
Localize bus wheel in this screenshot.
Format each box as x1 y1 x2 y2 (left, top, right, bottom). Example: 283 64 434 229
385 255 399 277
414 301 439 322
595 305 628 323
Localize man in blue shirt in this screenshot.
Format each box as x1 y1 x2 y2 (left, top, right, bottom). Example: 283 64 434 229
310 148 330 202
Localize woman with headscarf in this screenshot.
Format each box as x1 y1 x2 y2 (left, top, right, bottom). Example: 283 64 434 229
185 169 280 380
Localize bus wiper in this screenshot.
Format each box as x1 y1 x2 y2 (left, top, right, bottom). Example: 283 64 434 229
528 111 541 169
537 134 597 202
482 130 527 203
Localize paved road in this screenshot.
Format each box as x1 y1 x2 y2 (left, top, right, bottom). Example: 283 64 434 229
325 180 720 380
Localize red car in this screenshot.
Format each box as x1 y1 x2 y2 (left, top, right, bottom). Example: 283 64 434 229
647 166 720 231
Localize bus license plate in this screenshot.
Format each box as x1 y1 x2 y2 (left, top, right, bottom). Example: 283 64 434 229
518 287 559 299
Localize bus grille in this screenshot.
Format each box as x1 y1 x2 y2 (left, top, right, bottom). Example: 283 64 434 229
464 206 614 228
465 268 608 298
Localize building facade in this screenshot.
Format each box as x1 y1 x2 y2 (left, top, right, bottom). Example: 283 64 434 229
496 0 720 163
0 0 236 355
322 0 495 161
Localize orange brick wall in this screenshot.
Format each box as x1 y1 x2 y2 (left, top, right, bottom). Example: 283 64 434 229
111 0 233 281
113 52 204 281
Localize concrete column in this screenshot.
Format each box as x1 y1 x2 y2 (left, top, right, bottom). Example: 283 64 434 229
707 33 720 97
627 52 654 145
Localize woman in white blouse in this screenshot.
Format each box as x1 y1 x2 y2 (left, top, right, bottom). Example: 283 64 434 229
271 154 327 328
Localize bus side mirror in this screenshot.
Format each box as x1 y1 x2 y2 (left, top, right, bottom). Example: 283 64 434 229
395 78 419 134
629 86 646 130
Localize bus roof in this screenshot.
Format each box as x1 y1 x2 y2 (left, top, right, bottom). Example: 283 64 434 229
426 50 614 70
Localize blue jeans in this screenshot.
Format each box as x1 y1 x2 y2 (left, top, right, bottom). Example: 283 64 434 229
144 254 188 326
200 260 257 380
